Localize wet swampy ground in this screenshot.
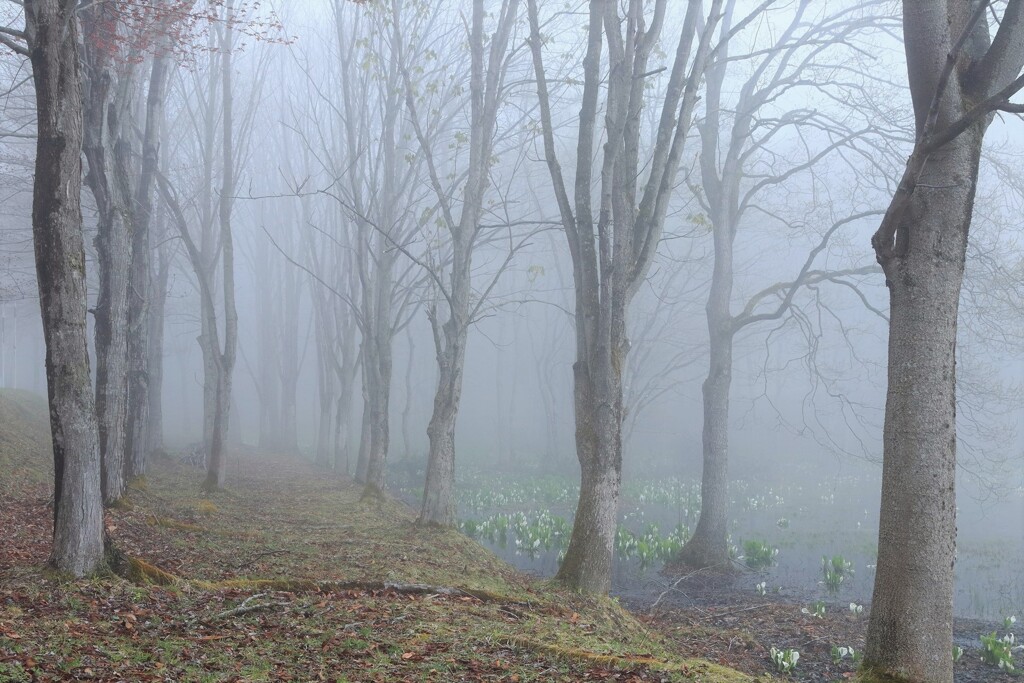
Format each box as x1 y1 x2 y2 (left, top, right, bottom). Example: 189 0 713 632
392 464 1024 681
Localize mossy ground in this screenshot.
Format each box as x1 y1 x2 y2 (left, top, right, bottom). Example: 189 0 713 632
0 392 754 682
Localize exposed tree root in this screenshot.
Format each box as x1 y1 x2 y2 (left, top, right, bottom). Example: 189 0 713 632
194 578 515 603
106 546 178 586
110 556 519 605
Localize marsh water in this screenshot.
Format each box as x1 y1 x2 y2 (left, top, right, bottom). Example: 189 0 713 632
393 465 1024 621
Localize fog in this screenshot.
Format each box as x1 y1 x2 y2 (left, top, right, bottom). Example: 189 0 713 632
2 0 1023 630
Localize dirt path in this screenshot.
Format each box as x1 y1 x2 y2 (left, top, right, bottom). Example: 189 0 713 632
0 454 750 682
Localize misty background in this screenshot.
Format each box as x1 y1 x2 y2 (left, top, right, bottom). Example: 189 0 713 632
1 0 1022 591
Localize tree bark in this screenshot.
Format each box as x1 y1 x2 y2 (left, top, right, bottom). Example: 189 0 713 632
26 0 105 576
678 323 732 568
362 318 393 494
863 1 1024 678
865 130 982 683
126 46 172 480
555 356 623 593
146 239 171 455
204 0 239 492
420 326 465 525
355 391 371 483
81 7 135 506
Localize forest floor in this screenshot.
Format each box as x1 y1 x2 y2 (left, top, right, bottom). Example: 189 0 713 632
0 396 754 681
0 387 1016 682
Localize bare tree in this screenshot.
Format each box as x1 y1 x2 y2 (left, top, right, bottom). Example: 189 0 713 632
157 0 267 489
526 0 722 593
676 0 891 568
393 0 523 526
863 2 1024 680
126 8 185 480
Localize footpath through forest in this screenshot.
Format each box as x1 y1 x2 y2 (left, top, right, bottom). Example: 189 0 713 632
0 391 752 682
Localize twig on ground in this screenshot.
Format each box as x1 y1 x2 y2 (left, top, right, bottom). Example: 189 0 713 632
649 562 729 612
710 603 770 618
231 550 291 570
211 593 291 620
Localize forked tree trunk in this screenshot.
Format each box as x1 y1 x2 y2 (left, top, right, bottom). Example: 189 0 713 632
26 0 105 576
413 0 519 525
526 0 721 593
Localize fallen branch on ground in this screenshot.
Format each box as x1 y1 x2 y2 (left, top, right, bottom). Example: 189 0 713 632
231 550 291 570
211 593 291 620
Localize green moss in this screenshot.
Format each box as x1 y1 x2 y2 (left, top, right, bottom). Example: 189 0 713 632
124 557 178 586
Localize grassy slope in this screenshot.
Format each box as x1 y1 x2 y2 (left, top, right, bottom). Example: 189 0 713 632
0 389 53 496
0 391 756 682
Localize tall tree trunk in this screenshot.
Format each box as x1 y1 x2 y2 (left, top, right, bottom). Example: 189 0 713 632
81 8 134 505
555 349 624 594
678 208 734 567
401 328 415 460
200 301 219 451
204 0 239 492
146 241 171 455
126 48 172 479
419 327 466 525
678 327 732 567
258 286 282 451
862 1 1024 677
527 0 720 593
26 0 105 576
363 329 392 495
355 387 371 483
865 130 982 683
412 0 519 524
278 260 301 455
333 337 359 474
314 309 334 466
